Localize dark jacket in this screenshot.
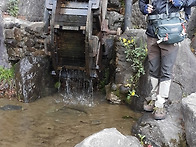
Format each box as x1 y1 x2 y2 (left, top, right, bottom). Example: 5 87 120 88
139 0 196 37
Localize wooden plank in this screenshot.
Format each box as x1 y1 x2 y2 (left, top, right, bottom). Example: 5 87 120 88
61 2 88 9
62 26 79 30
60 8 88 15
50 0 57 45
55 15 87 27
46 0 101 10
85 1 93 76
56 15 87 22
54 21 86 27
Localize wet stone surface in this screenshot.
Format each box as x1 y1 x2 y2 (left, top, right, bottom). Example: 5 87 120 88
15 56 57 103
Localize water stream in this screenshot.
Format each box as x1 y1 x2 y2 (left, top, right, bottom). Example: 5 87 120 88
59 69 94 107
0 92 141 147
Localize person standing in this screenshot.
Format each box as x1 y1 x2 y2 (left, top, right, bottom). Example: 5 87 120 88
139 0 196 119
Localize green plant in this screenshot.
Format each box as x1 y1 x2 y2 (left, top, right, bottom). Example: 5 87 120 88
119 37 147 101
120 0 125 7
98 68 110 92
0 66 16 98
0 66 15 88
7 0 19 17
138 134 146 145
54 81 61 89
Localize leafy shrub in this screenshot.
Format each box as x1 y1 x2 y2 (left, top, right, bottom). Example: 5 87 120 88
0 66 15 98
7 0 19 17
0 66 14 87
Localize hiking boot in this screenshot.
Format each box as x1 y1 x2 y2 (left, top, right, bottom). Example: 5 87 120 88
153 107 166 120
144 100 155 112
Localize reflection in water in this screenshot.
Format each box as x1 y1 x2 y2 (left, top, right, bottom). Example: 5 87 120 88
0 93 141 147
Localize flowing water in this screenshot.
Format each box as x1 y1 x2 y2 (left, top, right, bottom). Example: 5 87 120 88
0 92 142 147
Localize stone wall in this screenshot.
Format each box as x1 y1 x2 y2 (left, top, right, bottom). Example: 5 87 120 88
2 16 57 102
3 17 47 62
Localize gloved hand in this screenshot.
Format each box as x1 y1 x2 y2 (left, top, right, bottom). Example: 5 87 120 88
144 4 153 14
172 0 183 8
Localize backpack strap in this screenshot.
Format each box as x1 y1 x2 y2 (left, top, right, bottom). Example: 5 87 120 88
166 0 169 15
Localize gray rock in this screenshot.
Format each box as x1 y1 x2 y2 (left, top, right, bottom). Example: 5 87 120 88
187 8 196 39
132 101 184 147
18 0 45 22
4 29 15 39
0 11 10 68
108 0 121 9
0 0 9 11
171 39 196 98
131 2 147 29
15 56 57 103
191 36 196 54
181 93 196 147
0 105 22 111
107 11 124 31
3 16 43 29
75 128 142 147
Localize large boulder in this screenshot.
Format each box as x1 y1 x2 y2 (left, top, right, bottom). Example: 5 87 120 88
132 102 184 147
18 0 45 22
181 92 196 147
187 8 196 39
0 11 10 68
75 128 142 147
107 11 124 31
15 56 57 103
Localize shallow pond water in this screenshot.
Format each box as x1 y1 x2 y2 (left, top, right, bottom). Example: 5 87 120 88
0 92 142 147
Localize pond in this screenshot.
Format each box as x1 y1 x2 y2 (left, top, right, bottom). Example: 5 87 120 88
0 92 142 147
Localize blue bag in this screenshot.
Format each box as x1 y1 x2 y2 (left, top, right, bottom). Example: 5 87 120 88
156 15 186 44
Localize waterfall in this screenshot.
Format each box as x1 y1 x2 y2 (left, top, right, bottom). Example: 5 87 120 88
59 68 94 106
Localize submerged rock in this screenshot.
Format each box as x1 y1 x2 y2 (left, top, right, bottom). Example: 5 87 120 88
0 105 22 111
75 128 142 147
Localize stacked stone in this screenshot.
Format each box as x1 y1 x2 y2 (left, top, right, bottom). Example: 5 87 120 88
3 17 47 63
